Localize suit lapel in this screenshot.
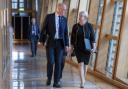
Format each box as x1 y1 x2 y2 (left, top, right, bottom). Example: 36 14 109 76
53 13 56 34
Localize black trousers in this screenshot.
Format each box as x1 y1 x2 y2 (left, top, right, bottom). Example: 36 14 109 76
30 36 38 56
46 39 64 83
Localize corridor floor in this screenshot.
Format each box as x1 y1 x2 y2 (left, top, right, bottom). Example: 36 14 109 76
10 43 101 89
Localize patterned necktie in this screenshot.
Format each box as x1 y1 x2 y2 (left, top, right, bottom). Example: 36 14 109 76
59 16 62 38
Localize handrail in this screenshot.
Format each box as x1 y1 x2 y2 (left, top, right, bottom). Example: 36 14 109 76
105 34 119 40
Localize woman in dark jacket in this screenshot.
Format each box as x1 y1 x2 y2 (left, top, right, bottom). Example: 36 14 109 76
71 11 96 88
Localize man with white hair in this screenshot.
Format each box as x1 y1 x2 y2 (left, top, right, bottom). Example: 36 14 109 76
40 3 69 88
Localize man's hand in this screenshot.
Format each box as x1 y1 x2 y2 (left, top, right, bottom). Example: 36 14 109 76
65 46 74 58
38 42 41 45
38 42 46 48
65 46 69 53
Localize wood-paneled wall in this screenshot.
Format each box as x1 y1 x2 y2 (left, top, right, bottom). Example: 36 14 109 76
88 0 99 25
116 0 128 83
96 0 114 74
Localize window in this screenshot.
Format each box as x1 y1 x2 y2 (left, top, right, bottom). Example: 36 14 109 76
12 0 24 11
106 1 123 75
19 0 24 2
12 0 18 9
89 0 105 70
19 0 24 11
12 0 18 2
115 1 128 84
19 3 24 8
12 3 18 9
95 0 124 78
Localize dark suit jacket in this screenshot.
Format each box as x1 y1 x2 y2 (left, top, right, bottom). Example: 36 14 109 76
40 13 69 47
28 23 40 41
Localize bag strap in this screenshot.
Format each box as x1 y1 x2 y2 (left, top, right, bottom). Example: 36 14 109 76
83 25 86 38
83 23 91 39
75 23 90 45
75 23 86 45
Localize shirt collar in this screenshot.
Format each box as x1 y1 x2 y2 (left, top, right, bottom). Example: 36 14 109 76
32 23 36 26
55 12 59 17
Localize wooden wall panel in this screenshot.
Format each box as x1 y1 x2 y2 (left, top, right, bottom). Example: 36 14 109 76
78 0 90 13
96 0 114 74
0 25 2 89
116 1 128 83
88 0 99 25
67 0 79 32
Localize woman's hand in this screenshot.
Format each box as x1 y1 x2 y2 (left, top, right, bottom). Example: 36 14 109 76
66 46 74 60
91 48 97 53
69 45 74 55
92 43 97 53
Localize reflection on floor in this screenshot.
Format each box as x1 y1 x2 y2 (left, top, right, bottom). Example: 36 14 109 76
10 43 116 89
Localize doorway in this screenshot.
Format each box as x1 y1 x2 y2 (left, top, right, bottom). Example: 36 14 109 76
12 16 31 40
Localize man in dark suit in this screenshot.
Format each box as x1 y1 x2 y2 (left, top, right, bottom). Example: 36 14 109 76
28 18 40 57
40 3 69 88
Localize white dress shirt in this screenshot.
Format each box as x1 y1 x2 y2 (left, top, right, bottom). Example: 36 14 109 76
32 25 37 35
55 13 60 39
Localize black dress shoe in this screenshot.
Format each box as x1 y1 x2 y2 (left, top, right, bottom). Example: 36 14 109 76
46 80 51 86
31 53 36 57
31 55 34 57
53 83 61 88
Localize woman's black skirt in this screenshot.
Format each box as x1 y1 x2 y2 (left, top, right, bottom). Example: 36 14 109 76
74 48 91 65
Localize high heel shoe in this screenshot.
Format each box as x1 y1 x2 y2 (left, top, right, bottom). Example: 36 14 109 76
80 83 85 88
80 85 84 88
